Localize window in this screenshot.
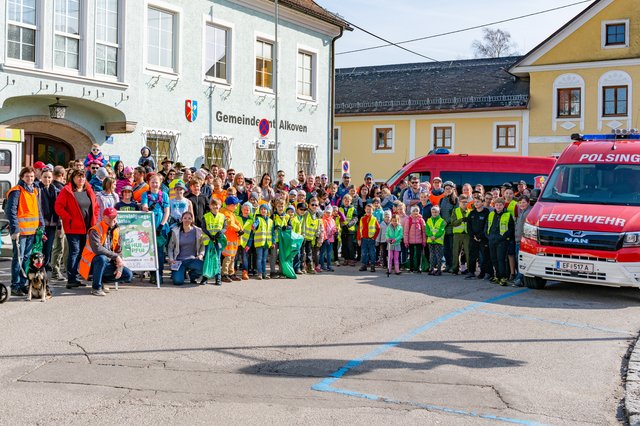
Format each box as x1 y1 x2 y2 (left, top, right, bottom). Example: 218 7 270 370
603 85 628 116
606 23 626 46
7 0 37 62
496 125 516 149
434 126 452 149
557 88 581 118
255 141 276 178
205 24 229 82
297 51 314 98
203 136 230 169
145 130 179 163
255 39 273 89
54 0 81 69
333 127 341 152
95 0 119 77
297 146 317 176
0 150 12 174
147 7 176 71
374 127 393 151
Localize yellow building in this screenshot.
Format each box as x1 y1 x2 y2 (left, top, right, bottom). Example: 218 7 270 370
510 0 640 157
333 0 640 182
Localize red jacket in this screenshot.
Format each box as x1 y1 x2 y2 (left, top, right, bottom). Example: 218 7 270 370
55 183 99 235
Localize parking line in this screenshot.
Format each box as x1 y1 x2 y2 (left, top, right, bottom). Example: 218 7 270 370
311 288 543 424
476 309 634 336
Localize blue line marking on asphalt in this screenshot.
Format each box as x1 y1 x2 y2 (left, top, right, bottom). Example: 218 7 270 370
311 288 546 424
476 309 634 336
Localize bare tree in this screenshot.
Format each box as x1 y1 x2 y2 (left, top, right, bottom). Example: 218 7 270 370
472 28 519 58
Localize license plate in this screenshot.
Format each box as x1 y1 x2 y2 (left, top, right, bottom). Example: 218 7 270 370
555 261 594 273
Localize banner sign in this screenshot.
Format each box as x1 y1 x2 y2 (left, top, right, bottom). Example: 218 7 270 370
117 211 159 272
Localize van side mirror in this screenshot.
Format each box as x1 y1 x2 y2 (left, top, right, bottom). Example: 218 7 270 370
529 189 541 206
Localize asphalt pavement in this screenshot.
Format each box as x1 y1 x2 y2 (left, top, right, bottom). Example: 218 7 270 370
1 259 639 425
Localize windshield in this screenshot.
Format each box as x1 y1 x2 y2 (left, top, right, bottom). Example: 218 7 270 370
386 168 407 186
541 163 640 206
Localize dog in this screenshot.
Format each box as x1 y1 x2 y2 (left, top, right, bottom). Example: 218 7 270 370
27 252 51 302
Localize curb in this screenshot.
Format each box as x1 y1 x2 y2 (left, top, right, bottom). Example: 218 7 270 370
626 332 640 425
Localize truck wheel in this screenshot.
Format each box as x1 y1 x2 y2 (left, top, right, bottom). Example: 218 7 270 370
0 283 8 304
523 276 546 290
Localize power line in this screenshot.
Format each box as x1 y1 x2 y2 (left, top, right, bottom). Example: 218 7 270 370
346 21 440 62
337 0 594 57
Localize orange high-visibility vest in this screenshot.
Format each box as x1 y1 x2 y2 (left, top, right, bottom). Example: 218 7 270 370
6 185 39 235
79 221 120 280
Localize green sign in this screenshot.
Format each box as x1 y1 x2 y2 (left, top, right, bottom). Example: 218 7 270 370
117 211 158 272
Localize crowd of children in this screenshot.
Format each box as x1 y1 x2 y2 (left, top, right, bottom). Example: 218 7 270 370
8 146 535 295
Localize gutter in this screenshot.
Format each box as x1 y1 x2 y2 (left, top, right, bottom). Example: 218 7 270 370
328 26 344 182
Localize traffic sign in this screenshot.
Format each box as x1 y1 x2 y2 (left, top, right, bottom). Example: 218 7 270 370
259 119 270 137
257 138 269 149
341 160 350 174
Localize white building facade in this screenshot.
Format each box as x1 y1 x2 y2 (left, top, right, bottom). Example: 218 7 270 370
0 0 348 177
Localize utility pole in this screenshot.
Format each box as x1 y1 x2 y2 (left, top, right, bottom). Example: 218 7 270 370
274 0 279 174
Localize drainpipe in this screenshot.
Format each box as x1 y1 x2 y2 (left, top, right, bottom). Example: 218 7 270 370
328 26 344 182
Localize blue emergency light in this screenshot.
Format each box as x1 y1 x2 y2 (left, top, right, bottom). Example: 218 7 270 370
571 129 640 141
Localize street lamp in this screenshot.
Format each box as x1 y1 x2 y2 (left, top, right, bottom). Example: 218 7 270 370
48 97 67 119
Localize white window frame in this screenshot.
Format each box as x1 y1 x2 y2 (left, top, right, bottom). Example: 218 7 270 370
296 144 317 176
6 0 39 66
372 125 395 154
143 128 180 162
144 1 181 76
296 45 318 102
53 0 84 73
202 16 233 86
597 70 633 130
94 0 122 80
254 32 275 95
601 19 629 49
430 123 455 152
333 126 341 152
552 73 585 131
492 121 520 153
202 135 232 169
254 138 277 178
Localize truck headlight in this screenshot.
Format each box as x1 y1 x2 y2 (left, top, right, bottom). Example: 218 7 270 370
523 223 538 241
623 232 640 247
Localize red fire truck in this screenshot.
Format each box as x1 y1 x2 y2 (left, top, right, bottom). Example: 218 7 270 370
519 131 640 289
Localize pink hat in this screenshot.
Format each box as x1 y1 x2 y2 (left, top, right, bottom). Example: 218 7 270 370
123 166 133 174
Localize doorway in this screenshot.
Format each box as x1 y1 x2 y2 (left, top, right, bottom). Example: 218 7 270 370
23 134 75 167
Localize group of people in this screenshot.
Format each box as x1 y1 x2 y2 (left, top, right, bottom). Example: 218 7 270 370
6 144 534 298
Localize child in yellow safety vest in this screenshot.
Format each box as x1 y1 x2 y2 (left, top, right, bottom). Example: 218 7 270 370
450 196 471 275
202 197 227 285
486 197 515 286
426 205 446 276
252 203 274 280
357 203 380 272
236 202 255 280
290 203 304 274
270 198 289 278
300 199 322 274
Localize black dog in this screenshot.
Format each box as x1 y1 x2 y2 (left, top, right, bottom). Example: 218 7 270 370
27 252 51 302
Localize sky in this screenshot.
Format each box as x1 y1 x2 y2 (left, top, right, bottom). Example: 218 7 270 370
316 0 597 69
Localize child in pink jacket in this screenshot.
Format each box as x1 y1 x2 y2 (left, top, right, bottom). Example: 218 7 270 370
403 206 426 273
319 206 337 271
